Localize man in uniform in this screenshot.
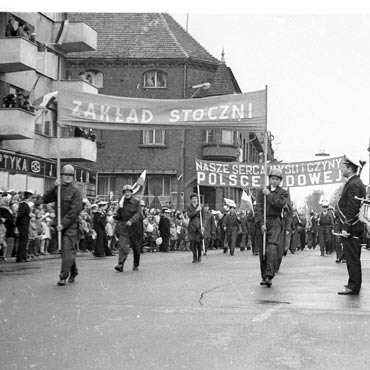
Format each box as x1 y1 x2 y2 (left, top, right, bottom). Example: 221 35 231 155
43 164 83 286
114 185 142 272
337 156 366 295
318 202 334 256
223 205 240 256
255 168 288 287
186 193 203 263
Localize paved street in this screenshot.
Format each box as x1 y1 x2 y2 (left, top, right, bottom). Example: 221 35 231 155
1 248 370 370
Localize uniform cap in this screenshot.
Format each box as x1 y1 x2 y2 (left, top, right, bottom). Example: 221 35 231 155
343 155 365 169
24 189 34 195
97 201 108 206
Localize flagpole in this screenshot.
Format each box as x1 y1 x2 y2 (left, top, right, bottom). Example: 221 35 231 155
56 121 62 251
56 77 61 251
197 183 205 253
263 85 268 258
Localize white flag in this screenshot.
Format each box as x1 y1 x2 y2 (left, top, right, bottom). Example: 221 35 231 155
224 197 237 208
239 190 254 215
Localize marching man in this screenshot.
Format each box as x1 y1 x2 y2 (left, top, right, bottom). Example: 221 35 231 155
255 168 288 287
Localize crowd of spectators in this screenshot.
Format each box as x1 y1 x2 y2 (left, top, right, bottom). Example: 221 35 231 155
0 190 257 263
2 91 35 112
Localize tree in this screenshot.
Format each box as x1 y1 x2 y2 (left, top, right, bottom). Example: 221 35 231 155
330 184 345 206
305 189 324 215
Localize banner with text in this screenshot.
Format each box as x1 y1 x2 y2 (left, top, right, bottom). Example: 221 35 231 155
196 157 345 188
58 89 266 131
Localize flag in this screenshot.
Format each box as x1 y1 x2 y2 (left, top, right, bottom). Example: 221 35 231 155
132 170 146 195
224 197 236 208
119 170 147 207
285 187 292 210
33 91 59 110
239 190 254 215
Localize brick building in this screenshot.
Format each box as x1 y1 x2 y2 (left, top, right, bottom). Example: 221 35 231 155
65 13 273 210
0 12 98 197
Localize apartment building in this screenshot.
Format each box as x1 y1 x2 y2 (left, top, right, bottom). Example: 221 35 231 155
0 12 98 197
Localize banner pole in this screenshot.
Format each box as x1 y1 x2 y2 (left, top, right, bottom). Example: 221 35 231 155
56 121 62 251
197 183 205 253
263 86 268 258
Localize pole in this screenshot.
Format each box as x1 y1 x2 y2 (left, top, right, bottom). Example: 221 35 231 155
56 121 62 251
197 183 205 253
263 86 268 258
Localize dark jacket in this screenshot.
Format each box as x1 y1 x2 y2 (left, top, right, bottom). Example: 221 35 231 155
337 175 366 233
223 212 240 232
43 184 83 229
16 201 31 226
255 185 288 225
114 197 141 234
158 215 171 238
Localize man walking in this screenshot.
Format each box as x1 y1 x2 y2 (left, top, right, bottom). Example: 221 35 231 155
114 185 142 272
186 193 203 263
255 168 288 287
337 156 366 295
43 165 83 286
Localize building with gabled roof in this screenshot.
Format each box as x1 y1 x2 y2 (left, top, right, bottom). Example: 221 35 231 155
66 12 271 210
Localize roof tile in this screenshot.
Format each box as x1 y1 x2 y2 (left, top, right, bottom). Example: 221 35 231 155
66 13 219 64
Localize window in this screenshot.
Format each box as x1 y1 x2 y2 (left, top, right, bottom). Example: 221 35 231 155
35 109 57 137
143 70 167 88
142 130 165 145
204 130 214 144
221 130 234 145
79 70 104 88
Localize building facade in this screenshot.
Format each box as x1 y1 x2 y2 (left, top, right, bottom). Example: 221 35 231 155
65 13 273 210
0 12 98 197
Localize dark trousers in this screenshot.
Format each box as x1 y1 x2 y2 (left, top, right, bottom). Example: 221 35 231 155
258 217 282 280
60 228 78 280
250 227 257 254
16 224 29 261
118 232 141 268
299 230 306 249
160 234 170 252
342 234 362 292
190 239 202 261
226 227 238 255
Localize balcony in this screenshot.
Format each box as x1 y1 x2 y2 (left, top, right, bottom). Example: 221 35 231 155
0 37 38 73
52 80 98 95
0 108 35 140
48 137 97 162
53 21 97 53
202 142 240 162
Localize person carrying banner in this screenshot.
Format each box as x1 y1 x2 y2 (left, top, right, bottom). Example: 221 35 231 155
186 193 204 263
255 168 288 287
42 165 83 286
114 185 142 272
337 156 366 295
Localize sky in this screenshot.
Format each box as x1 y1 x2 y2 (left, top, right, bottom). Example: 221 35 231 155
3 1 370 207
169 12 370 206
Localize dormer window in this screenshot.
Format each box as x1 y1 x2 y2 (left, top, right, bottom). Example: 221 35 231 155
78 70 104 88
143 70 167 88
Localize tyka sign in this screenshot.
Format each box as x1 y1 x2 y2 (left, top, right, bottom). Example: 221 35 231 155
0 149 96 185
195 157 345 188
